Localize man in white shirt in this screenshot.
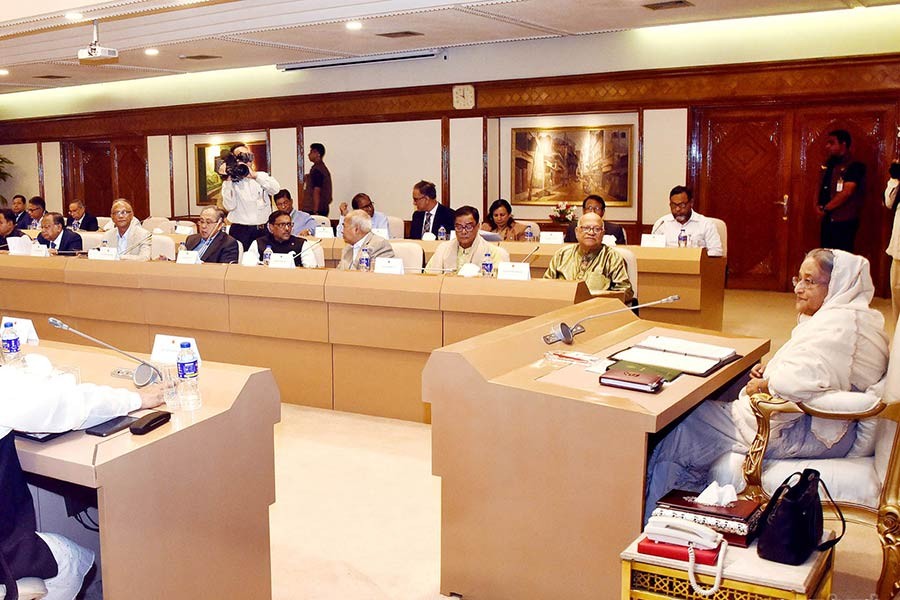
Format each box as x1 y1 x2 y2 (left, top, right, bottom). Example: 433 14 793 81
651 185 723 257
337 209 394 270
336 193 390 238
273 189 317 237
220 144 280 251
1 353 163 600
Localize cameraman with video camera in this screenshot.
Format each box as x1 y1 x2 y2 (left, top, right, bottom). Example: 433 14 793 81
220 144 280 251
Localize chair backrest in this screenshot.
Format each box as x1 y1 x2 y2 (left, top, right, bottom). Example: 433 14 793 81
492 244 510 264
391 242 425 273
0 576 49 599
613 246 638 299
143 217 175 233
387 215 405 239
707 217 728 257
175 220 198 234
79 231 104 251
152 235 176 261
98 216 112 230
309 242 325 268
516 220 541 240
312 215 331 229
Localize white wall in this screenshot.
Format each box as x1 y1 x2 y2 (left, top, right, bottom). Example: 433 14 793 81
449 118 483 209
498 113 640 223
642 109 689 225
147 135 171 217
269 128 299 202
171 136 189 216
303 121 442 220
0 143 39 203
486 119 500 203
41 142 63 213
184 131 267 214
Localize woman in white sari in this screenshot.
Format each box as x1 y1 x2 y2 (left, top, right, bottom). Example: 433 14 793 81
644 249 889 522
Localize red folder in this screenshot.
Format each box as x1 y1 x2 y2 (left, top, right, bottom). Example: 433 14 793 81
637 536 721 566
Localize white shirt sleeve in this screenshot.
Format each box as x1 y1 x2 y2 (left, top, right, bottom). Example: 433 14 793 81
247 241 259 263
885 179 899 210
254 172 281 196
703 219 723 257
221 180 237 211
301 245 317 268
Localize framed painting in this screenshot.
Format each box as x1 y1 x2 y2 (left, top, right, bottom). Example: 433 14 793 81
510 125 633 207
195 140 269 206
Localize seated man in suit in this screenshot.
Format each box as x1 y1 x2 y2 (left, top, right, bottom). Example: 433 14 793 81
273 189 317 237
25 196 46 230
247 210 317 268
650 185 723 257
101 199 152 260
37 212 83 254
185 206 240 264
336 193 390 238
409 180 455 239
10 195 29 230
425 205 504 274
564 195 626 245
544 212 633 301
65 200 99 231
0 208 26 248
338 209 394 270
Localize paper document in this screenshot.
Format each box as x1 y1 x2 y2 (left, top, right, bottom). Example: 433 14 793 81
636 335 736 361
611 347 719 376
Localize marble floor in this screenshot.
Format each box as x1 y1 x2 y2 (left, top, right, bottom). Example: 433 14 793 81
268 289 894 600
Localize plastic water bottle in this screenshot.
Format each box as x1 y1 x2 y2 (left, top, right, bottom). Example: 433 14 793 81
358 247 371 271
178 241 186 255
263 245 273 266
1 322 20 363
524 226 534 243
481 252 494 277
677 228 688 248
101 239 109 248
176 341 201 410
437 226 447 241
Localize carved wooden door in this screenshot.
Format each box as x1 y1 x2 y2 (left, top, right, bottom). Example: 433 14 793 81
111 138 150 219
63 141 112 219
693 108 793 290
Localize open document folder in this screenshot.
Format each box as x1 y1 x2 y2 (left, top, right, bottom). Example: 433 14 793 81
609 335 740 377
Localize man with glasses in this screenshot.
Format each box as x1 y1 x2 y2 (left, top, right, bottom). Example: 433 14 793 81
544 212 633 300
247 210 317 267
25 196 46 230
185 206 239 263
101 199 152 260
65 200 99 231
650 185 722 257
425 205 503 274
409 181 455 240
273 189 317 237
336 193 390 238
338 209 394 271
564 195 626 244
37 212 83 254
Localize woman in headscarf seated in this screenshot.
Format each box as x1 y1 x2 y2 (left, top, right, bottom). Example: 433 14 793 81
644 248 889 522
481 199 529 241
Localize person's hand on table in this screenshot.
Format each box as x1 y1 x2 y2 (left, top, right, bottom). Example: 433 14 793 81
139 384 165 409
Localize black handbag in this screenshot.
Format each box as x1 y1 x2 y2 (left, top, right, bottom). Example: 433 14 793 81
756 468 845 565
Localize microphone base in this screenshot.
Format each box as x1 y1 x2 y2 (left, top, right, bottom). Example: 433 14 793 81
542 323 586 345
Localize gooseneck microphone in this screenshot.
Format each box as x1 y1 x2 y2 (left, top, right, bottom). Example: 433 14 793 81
48 317 162 387
520 246 541 263
542 295 681 345
121 233 153 257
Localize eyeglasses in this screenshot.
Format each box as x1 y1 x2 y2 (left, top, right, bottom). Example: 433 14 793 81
669 201 691 209
198 219 221 226
357 203 374 210
272 222 293 229
792 276 827 289
26 207 42 213
577 225 604 234
113 209 132 216
454 223 477 232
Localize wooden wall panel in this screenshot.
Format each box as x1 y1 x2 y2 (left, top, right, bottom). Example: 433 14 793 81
111 138 150 219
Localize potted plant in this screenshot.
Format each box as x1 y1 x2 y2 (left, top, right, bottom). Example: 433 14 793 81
548 201 574 224
0 154 13 206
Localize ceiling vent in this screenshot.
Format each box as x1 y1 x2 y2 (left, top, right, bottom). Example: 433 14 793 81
34 75 70 79
178 54 222 60
643 0 694 9
376 31 424 38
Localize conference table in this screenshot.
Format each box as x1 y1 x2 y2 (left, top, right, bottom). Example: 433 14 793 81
15 341 280 599
425 297 768 600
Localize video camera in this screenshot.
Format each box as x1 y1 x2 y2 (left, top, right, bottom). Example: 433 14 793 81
221 150 254 183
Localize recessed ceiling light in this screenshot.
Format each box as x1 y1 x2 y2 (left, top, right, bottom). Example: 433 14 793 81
144 48 160 56
345 21 363 31
64 12 83 21
0 69 8 76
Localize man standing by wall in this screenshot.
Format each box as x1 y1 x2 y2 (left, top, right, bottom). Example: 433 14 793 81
303 143 332 217
817 129 866 252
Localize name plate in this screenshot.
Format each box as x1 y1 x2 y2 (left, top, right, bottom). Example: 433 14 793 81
374 257 405 275
268 253 296 269
88 246 119 261
176 250 200 264
371 227 389 239
314 226 334 238
539 231 564 244
30 244 50 257
6 237 31 255
421 232 437 241
174 225 193 235
496 261 531 281
641 233 666 248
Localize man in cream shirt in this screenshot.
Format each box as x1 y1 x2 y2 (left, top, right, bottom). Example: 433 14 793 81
101 199 151 260
651 185 723 257
338 209 394 270
425 206 504 274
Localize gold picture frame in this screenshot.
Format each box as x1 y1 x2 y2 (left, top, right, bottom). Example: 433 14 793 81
511 125 633 207
195 140 268 206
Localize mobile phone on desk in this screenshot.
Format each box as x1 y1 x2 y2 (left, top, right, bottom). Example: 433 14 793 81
86 415 138 437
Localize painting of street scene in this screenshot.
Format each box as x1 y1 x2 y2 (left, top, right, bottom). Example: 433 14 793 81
511 125 632 207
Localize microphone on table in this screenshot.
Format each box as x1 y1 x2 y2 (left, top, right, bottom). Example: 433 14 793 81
298 239 322 256
542 295 681 345
48 317 162 387
520 246 541 263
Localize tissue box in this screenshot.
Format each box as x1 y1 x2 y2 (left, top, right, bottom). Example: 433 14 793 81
652 489 762 548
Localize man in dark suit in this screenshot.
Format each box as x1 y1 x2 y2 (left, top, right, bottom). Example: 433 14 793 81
25 196 46 230
185 206 240 264
36 212 83 254
66 200 99 231
0 208 26 248
10 195 29 230
564 195 626 245
409 180 455 239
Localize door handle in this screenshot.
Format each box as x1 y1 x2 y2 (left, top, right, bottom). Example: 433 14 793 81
774 195 789 220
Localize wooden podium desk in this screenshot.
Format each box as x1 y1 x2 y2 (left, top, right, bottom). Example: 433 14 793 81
425 298 768 600
15 341 280 600
501 242 726 330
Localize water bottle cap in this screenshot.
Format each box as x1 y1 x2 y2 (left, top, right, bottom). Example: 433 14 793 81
3 322 12 328
180 341 191 348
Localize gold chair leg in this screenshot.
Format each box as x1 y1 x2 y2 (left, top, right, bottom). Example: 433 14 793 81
877 506 900 600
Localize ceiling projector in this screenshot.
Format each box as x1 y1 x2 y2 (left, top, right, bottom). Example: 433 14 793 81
78 43 118 63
